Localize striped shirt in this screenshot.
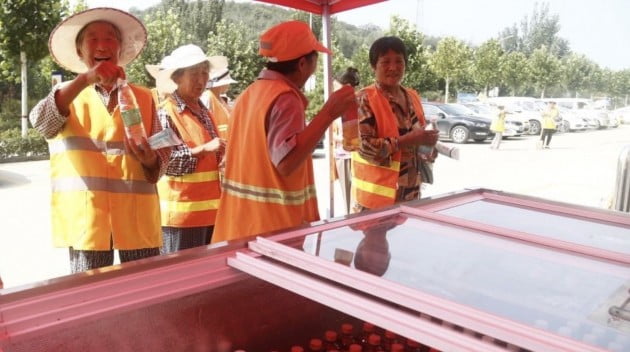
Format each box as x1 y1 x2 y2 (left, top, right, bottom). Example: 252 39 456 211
157 91 221 176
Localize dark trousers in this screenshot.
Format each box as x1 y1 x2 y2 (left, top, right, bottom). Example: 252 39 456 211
540 129 555 146
69 247 160 274
161 226 214 254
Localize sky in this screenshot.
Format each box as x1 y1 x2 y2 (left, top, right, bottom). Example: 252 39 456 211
84 0 630 70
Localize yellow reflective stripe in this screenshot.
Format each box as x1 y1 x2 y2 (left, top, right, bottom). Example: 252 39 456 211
351 152 400 171
217 124 228 132
163 171 219 183
160 199 220 212
222 179 316 206
353 178 396 199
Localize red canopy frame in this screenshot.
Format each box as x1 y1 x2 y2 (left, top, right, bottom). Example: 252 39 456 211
254 0 388 217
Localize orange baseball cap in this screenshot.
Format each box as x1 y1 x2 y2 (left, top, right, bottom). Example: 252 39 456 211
259 20 331 62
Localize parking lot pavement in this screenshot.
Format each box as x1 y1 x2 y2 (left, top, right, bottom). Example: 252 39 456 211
1 124 629 289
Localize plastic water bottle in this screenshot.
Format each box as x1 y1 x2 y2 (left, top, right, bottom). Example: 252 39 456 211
118 79 147 145
418 117 438 155
339 67 361 152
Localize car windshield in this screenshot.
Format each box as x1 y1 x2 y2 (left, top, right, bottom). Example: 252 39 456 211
440 104 474 115
468 104 492 114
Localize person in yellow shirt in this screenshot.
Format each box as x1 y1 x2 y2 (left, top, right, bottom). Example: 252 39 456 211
540 101 559 149
490 105 506 150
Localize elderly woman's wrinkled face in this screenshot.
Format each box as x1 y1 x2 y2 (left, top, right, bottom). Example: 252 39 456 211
76 21 122 69
373 49 405 89
173 62 210 100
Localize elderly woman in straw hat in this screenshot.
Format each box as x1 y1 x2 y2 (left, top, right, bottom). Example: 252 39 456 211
147 44 226 253
29 8 169 273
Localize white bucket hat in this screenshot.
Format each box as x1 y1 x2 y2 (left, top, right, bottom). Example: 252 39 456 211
206 56 238 88
48 8 147 74
146 44 225 94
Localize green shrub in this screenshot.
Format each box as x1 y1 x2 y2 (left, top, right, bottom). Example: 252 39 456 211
0 99 22 131
0 128 49 162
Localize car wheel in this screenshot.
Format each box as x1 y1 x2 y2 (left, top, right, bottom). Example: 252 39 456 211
529 120 541 135
450 126 470 144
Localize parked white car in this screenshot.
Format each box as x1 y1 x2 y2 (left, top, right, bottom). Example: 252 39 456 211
548 98 610 129
556 107 587 132
612 106 630 124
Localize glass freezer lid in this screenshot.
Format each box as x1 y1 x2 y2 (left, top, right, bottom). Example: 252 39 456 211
434 199 630 254
299 213 630 351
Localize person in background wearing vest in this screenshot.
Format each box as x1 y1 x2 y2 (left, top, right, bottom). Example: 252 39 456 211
29 8 170 273
147 45 226 253
202 56 238 138
351 36 439 213
540 100 559 149
211 21 356 243
490 105 506 150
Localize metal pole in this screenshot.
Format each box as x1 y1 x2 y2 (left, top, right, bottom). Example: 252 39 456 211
321 5 335 218
613 145 630 212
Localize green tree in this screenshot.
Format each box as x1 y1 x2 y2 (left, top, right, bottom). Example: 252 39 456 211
499 2 570 57
350 43 373 89
126 7 190 86
430 37 471 103
561 53 595 97
386 15 436 93
0 0 68 136
500 51 529 96
206 19 266 96
529 45 561 98
158 0 224 48
472 39 503 95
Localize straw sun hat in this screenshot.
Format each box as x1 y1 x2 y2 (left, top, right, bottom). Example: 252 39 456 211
146 44 226 95
48 7 147 74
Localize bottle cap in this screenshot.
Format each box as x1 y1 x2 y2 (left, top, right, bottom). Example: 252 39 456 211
362 322 375 332
368 333 381 345
348 344 363 352
290 346 304 352
391 343 405 352
384 330 396 339
341 323 354 334
325 330 338 341
309 338 323 350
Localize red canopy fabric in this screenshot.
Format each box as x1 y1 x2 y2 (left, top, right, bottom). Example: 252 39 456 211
255 0 387 15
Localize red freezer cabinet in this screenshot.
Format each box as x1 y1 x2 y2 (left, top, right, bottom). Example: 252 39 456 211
1 189 629 351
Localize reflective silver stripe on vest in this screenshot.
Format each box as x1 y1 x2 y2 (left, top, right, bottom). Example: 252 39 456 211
49 137 126 155
222 178 316 205
52 177 156 194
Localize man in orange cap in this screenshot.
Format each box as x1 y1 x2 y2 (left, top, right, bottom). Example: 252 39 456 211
212 21 356 242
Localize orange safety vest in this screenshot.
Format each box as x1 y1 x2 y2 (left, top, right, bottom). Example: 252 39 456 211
157 97 222 227
351 85 425 209
212 79 319 242
206 91 230 139
48 84 161 250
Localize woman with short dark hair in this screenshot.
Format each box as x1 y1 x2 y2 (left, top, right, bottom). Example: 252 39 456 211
351 36 439 212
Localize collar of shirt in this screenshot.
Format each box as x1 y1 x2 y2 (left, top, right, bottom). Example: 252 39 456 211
258 69 308 108
171 91 209 116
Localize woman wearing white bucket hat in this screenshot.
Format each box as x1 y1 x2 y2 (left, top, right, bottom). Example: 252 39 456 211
29 8 170 273
147 44 226 253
